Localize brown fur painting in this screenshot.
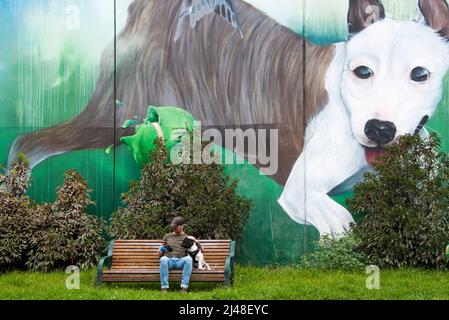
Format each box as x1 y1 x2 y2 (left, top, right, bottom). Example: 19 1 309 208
8 0 333 185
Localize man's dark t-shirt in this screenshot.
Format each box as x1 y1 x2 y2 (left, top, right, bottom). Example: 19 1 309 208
162 232 188 258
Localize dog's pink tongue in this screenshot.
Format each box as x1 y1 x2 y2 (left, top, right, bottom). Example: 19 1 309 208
365 148 388 165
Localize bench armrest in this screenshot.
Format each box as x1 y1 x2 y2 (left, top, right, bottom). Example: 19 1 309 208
97 240 115 286
224 241 236 287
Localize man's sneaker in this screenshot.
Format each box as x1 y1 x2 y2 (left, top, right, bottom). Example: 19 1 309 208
180 288 188 294
161 288 169 293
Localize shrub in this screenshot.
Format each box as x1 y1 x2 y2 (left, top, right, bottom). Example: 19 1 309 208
0 155 35 271
300 232 367 270
0 156 106 272
0 153 31 197
110 138 253 240
347 133 449 269
26 170 106 271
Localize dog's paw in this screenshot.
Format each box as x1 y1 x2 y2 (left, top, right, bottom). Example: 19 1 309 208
307 192 354 237
280 190 354 237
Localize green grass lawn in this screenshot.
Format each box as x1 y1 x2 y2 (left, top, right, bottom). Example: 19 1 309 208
0 266 448 300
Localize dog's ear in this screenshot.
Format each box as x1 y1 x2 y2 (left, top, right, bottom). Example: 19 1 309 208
417 0 449 39
348 0 386 35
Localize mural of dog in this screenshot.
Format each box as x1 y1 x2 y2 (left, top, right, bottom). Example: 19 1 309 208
280 0 449 235
8 0 449 236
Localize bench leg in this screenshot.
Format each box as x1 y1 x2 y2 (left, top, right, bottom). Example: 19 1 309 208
225 274 231 288
97 275 103 287
96 270 106 287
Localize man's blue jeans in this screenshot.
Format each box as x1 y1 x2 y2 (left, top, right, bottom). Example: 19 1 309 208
160 256 193 289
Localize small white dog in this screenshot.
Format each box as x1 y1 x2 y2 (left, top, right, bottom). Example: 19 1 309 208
181 238 212 270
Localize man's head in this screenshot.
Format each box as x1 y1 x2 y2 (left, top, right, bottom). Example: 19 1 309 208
171 216 186 233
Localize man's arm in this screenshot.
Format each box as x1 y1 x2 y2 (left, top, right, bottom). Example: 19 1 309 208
159 238 168 258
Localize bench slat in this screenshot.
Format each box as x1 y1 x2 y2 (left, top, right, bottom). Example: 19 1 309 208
113 245 230 247
111 264 226 268
104 269 224 274
114 240 231 242
113 243 231 245
103 276 225 282
111 262 226 266
112 256 228 259
112 239 231 246
110 268 225 272
112 260 227 265
103 274 225 279
112 256 228 260
112 250 230 253
113 248 229 250
112 255 229 260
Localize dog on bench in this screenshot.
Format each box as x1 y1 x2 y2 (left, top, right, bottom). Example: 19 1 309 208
181 238 212 270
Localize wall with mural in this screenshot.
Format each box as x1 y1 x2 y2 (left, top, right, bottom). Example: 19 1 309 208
1 0 449 265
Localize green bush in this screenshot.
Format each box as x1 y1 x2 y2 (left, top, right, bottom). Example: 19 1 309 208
0 155 35 271
26 170 106 271
110 138 253 240
1 156 106 272
300 232 367 270
347 133 449 269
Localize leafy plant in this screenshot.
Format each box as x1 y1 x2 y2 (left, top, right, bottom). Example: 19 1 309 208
0 153 31 197
347 133 449 269
0 155 106 272
0 154 35 271
110 138 253 240
300 232 367 270
27 170 106 271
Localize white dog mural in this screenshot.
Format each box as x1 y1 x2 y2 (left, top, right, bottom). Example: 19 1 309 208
8 0 449 237
280 0 449 235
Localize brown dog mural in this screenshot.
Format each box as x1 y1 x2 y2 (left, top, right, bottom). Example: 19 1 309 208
8 0 449 236
8 0 332 185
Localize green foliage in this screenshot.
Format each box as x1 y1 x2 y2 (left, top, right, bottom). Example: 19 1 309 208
0 156 34 270
0 158 106 272
300 232 367 270
27 170 106 271
347 133 449 269
0 153 30 197
110 138 253 240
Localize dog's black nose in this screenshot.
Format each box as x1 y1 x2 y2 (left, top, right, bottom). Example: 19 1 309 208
364 119 396 145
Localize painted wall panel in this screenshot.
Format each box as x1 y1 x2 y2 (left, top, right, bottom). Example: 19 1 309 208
0 0 116 218
2 0 449 265
304 0 449 225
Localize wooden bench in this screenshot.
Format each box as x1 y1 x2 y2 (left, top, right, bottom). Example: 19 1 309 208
97 240 235 287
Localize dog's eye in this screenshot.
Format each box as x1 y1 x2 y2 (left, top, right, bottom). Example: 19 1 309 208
353 66 374 79
411 67 430 83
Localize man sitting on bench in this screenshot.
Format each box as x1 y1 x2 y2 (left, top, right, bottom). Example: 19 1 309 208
159 216 204 293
